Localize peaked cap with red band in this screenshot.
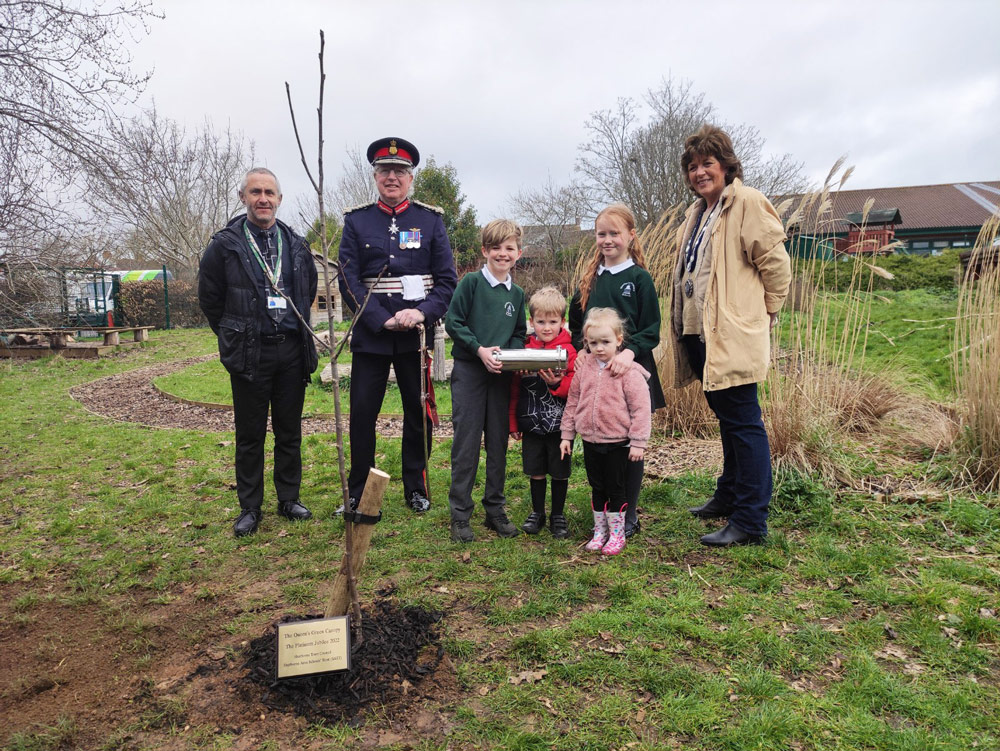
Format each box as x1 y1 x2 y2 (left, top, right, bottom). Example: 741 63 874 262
367 137 420 168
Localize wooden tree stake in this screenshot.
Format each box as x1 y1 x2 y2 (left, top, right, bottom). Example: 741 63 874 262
324 467 390 618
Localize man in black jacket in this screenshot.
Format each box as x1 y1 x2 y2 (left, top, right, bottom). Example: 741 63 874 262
198 167 319 538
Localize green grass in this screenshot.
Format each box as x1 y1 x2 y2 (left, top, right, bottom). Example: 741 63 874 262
1 321 998 750
784 288 959 399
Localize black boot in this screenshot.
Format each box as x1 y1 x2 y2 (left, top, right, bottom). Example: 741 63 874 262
700 523 764 547
689 496 734 519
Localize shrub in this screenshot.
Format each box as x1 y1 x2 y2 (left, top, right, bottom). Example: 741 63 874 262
814 249 961 293
117 279 206 328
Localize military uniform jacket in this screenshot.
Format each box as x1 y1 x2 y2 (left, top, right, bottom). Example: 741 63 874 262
338 199 458 354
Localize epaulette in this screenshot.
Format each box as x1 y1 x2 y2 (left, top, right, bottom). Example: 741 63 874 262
344 200 376 215
411 199 444 214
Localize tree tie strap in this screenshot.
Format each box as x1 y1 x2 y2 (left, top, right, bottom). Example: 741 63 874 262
343 510 382 525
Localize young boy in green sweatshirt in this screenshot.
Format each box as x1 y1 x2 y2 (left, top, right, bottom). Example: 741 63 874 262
444 219 527 542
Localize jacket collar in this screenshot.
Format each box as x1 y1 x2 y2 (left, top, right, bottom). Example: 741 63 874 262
686 178 740 219
377 198 410 216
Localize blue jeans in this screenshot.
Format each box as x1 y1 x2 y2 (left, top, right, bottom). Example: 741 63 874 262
682 336 772 536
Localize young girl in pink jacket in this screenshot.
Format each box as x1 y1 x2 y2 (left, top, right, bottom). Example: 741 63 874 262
560 308 651 555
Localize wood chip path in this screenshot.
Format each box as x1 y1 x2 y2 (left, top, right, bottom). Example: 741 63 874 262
69 355 721 478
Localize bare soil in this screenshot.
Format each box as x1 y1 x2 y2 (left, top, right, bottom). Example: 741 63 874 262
0 579 465 750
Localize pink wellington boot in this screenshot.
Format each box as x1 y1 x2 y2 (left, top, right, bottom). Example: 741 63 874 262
585 510 609 552
602 511 626 556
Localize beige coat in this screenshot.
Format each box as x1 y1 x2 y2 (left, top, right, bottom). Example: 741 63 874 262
671 179 791 391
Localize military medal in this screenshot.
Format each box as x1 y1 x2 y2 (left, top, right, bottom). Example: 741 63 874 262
388 217 400 237
684 279 694 298
399 229 421 250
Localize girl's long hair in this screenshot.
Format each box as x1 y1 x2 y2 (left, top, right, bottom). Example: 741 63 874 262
578 204 648 310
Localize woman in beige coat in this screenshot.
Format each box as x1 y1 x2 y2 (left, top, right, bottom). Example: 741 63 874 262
671 125 791 546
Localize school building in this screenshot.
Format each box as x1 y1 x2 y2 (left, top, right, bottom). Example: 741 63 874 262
784 180 1000 258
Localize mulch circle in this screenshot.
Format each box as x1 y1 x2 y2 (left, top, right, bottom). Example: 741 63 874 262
243 598 444 723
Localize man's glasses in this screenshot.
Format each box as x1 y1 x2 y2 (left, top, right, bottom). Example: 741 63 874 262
375 166 412 177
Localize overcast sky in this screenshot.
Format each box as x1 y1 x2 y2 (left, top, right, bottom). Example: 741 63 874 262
130 0 999 227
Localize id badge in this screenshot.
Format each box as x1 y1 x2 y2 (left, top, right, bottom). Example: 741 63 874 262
267 296 287 310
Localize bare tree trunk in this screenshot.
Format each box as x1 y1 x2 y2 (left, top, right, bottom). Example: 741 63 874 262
286 30 363 638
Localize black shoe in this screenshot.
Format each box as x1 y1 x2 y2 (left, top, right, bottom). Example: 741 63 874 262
521 512 546 535
484 512 520 538
689 496 734 519
700 523 764 547
233 509 261 538
624 518 641 539
333 497 358 516
450 519 475 543
549 514 569 539
407 491 431 513
277 500 312 521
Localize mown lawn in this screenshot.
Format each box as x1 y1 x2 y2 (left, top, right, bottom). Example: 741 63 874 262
1 319 998 750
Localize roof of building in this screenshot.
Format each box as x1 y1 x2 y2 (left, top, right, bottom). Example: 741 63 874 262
786 181 1000 234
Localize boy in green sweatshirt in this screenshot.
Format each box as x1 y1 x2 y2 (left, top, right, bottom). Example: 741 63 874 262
444 219 527 542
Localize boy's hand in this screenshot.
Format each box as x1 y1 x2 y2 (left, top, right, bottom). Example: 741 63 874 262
478 346 502 373
628 446 645 461
511 431 522 441
609 348 635 377
538 367 563 386
559 439 572 458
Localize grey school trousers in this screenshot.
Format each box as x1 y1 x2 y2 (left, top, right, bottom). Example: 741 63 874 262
448 358 512 521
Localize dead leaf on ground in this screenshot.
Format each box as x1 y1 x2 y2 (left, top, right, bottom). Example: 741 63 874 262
538 697 558 716
461 551 471 563
509 669 548 685
875 645 908 660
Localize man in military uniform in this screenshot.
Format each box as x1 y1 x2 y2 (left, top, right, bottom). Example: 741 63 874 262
198 167 319 537
338 137 458 511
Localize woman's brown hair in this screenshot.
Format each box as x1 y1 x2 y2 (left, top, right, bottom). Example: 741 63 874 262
680 125 744 195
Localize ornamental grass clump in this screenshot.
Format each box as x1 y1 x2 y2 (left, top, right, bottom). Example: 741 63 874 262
640 207 717 438
952 214 1000 490
763 162 912 481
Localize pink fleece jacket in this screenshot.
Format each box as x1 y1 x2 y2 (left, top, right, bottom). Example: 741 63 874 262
560 352 652 448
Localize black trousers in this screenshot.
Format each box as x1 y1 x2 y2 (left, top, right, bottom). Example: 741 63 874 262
583 441 630 513
230 335 305 510
348 350 431 500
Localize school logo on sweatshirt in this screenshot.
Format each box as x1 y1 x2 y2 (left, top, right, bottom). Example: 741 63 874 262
620 282 635 298
504 301 515 317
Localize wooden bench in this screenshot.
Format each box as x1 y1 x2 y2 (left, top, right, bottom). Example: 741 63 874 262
87 326 155 345
1 325 155 349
